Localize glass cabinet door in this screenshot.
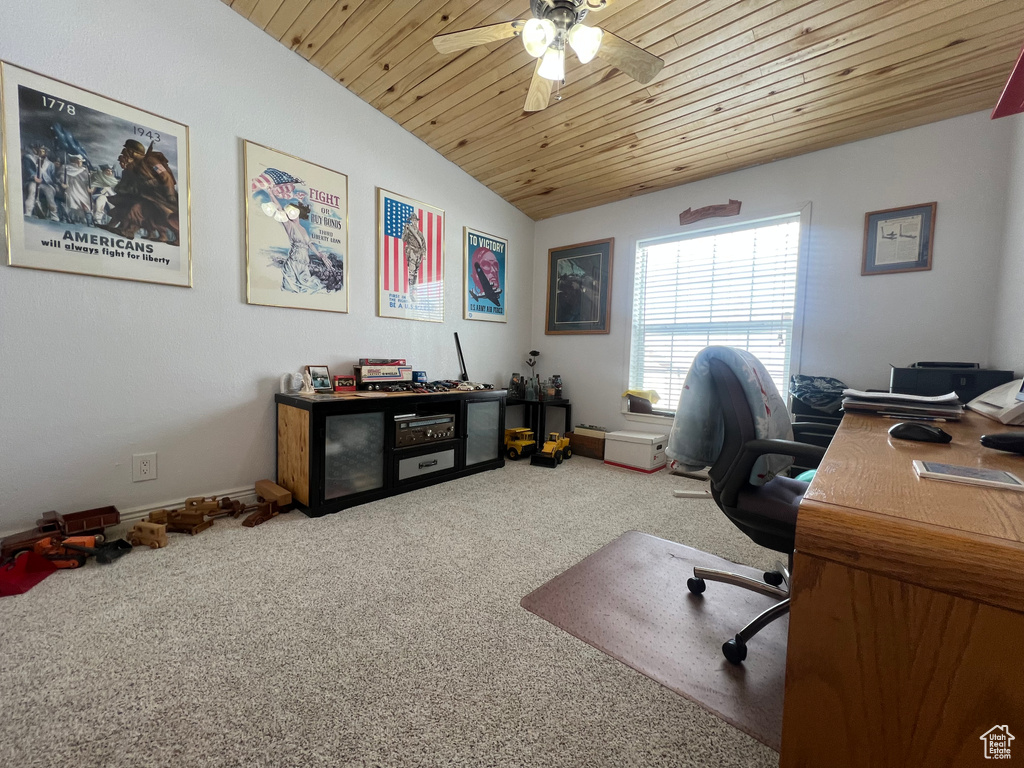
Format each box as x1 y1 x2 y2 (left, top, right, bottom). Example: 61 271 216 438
324 412 384 500
465 400 500 466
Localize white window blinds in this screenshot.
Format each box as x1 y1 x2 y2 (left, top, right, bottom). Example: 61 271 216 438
629 215 801 412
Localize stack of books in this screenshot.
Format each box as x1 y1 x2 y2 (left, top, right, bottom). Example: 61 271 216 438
841 389 964 421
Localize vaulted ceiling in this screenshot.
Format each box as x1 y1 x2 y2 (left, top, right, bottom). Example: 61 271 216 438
223 0 1024 221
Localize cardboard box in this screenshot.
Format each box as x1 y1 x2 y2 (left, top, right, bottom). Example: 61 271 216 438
568 431 605 460
604 430 668 472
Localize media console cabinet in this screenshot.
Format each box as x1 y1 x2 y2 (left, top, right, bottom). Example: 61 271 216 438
274 389 506 516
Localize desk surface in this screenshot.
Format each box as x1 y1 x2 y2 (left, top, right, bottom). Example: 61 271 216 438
783 412 1024 766
798 411 1024 612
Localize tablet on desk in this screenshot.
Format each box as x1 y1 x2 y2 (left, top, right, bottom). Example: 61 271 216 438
912 460 1024 491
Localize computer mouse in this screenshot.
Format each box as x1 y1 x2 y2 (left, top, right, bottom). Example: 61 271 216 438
888 422 953 443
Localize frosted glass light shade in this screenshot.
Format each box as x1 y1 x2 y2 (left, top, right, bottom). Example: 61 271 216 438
522 18 556 58
538 47 565 81
567 24 603 64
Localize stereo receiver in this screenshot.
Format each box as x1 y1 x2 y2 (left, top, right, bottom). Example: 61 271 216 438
394 413 456 447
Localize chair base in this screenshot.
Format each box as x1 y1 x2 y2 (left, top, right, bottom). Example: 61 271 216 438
687 563 791 665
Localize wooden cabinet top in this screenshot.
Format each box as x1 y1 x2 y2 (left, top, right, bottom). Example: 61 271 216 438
276 388 506 411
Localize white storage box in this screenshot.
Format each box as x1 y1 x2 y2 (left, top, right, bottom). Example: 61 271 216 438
604 430 668 472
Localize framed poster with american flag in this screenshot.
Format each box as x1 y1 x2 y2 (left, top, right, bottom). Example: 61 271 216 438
243 140 348 312
377 187 444 323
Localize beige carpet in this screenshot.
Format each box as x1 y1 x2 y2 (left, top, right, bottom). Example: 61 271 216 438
521 530 787 751
0 458 780 768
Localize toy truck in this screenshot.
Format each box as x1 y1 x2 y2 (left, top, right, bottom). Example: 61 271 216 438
530 432 573 468
2 507 121 563
148 508 212 536
504 427 537 460
37 506 120 536
127 521 168 548
241 480 293 528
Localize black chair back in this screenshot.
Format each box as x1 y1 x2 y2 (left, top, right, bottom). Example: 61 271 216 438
705 357 801 555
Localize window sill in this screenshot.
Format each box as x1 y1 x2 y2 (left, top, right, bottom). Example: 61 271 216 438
621 409 675 428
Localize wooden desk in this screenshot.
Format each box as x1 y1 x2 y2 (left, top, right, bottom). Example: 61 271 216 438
781 412 1024 767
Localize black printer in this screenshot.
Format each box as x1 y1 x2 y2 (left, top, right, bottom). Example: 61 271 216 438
890 362 1014 403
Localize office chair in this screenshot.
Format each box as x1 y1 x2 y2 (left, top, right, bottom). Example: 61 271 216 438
682 356 830 664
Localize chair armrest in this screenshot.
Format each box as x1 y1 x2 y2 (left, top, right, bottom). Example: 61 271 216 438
719 438 827 507
741 438 827 465
792 421 837 449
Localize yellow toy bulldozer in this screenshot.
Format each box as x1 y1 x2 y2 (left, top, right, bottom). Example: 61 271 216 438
530 432 572 468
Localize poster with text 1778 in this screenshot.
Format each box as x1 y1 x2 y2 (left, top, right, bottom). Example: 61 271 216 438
0 62 191 286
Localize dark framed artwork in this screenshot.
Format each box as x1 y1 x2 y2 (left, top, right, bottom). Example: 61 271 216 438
545 238 613 335
862 202 936 275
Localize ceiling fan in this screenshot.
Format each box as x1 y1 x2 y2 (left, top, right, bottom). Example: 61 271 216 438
432 0 664 112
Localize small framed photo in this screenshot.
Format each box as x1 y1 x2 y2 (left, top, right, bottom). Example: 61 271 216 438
306 365 332 393
545 238 613 335
463 227 507 322
862 202 936 276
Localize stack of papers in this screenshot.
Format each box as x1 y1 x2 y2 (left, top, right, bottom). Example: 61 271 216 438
841 389 964 420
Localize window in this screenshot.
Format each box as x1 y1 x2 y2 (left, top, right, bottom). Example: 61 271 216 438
628 214 802 414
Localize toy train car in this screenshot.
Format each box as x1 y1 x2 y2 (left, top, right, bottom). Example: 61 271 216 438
2 506 121 562
38 506 120 536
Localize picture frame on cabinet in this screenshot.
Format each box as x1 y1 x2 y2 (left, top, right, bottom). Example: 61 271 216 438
306 365 332 393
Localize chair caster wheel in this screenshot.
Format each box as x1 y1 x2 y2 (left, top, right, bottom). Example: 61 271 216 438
763 570 784 587
723 636 747 665
686 577 706 595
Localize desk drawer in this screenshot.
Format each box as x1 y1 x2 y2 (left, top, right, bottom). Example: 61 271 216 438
397 448 456 481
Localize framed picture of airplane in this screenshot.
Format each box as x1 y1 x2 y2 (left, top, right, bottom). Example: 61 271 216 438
862 202 936 275
463 226 507 322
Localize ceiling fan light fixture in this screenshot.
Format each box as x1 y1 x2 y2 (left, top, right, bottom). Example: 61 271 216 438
522 18 556 57
538 46 565 81
567 24 603 64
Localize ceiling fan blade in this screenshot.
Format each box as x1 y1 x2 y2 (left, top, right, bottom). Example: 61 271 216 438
524 59 553 112
432 21 522 55
596 30 664 84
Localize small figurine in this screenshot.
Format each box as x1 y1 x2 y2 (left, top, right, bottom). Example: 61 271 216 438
299 370 315 394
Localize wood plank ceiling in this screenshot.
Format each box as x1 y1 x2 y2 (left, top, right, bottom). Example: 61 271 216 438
224 0 1024 221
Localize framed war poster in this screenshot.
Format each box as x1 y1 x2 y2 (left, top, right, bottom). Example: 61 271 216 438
377 187 444 323
0 61 191 286
463 226 507 323
244 140 348 312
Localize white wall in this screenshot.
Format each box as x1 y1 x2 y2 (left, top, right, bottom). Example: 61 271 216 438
533 111 1015 432
0 0 534 532
992 113 1024 373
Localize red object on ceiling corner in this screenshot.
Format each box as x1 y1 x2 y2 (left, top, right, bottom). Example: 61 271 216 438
992 43 1024 119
